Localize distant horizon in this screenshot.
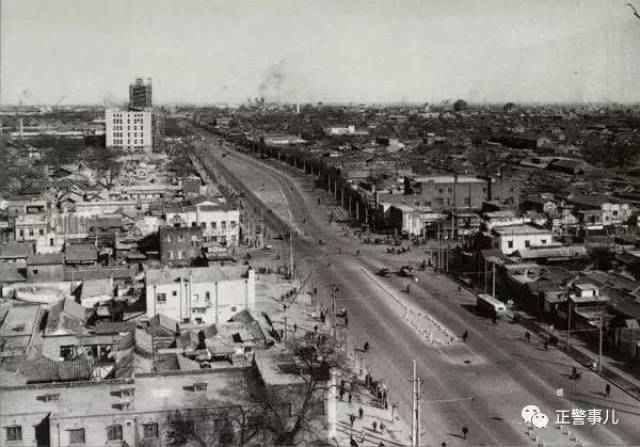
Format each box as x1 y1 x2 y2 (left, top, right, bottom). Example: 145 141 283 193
5 100 640 109
2 1 640 105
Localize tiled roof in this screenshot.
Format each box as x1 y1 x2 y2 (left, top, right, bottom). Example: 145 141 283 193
93 321 135 334
65 244 97 262
45 298 88 335
19 355 94 383
27 253 64 266
0 242 33 259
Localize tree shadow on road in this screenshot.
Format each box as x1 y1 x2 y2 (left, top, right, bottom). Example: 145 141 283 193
568 395 640 417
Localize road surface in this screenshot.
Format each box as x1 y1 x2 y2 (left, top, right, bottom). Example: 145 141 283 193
194 129 640 446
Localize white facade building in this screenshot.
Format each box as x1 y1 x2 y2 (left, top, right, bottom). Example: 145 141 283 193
493 224 554 256
105 109 152 152
145 266 255 325
165 201 240 247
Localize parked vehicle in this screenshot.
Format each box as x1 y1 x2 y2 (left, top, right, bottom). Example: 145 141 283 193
476 294 508 319
377 268 392 277
399 265 415 277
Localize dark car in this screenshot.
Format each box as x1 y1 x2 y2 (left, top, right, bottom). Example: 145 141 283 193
377 268 392 277
399 265 415 277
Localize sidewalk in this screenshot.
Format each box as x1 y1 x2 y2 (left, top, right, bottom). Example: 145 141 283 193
262 276 413 446
519 311 640 403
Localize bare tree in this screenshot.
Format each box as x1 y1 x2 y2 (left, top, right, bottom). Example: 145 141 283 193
166 334 346 446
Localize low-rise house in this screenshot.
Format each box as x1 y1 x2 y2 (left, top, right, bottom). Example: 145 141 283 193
64 243 98 266
145 265 256 326
26 253 64 282
567 194 632 227
0 242 33 264
492 225 554 256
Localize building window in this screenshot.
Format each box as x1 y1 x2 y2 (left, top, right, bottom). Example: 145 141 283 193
541 239 547 244
5 426 22 441
231 306 237 312
166 236 172 243
39 228 44 236
201 222 206 228
221 221 226 230
178 251 184 259
525 240 530 248
60 345 76 359
68 428 85 444
464 197 470 205
107 424 123 441
191 222 197 227
33 269 39 275
205 291 211 303
143 423 159 439
211 222 217 229
168 251 173 260
507 241 513 249
172 290 178 296
230 221 237 229
157 293 167 304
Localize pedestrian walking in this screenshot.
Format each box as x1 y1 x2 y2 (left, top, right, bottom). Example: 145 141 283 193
363 341 370 352
525 331 531 343
349 414 356 427
348 392 353 403
313 324 318 334
339 388 344 400
462 330 469 342
372 421 378 432
379 422 386 433
361 429 366 443
345 316 349 327
293 323 297 334
359 407 364 419
350 436 358 447
462 425 468 440
605 383 611 398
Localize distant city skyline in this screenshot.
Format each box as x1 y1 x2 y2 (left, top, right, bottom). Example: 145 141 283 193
2 0 640 106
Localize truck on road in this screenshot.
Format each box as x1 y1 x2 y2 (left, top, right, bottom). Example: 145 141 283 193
476 293 508 319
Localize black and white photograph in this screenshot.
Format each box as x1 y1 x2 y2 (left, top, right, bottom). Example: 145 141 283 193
2 1 640 446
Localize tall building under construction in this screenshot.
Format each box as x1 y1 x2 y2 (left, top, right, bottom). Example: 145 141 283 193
128 77 153 110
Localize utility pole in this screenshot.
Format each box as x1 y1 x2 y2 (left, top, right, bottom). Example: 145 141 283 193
411 359 420 447
567 301 572 350
289 228 294 279
492 261 496 299
325 284 340 344
598 299 604 372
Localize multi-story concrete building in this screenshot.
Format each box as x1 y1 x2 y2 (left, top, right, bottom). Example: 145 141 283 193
129 77 153 110
158 226 203 266
105 109 152 152
165 200 240 247
415 175 487 211
0 368 249 447
145 265 255 325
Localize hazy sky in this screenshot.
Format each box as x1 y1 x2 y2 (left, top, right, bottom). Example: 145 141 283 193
2 0 640 105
